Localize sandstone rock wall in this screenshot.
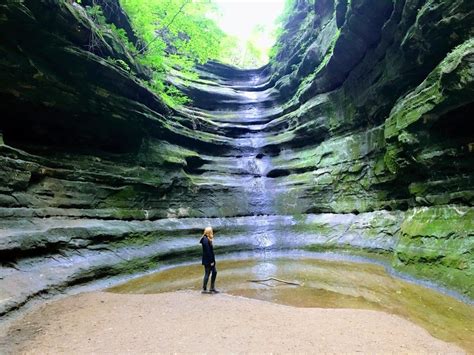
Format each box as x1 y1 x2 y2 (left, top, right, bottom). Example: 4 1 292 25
0 0 472 315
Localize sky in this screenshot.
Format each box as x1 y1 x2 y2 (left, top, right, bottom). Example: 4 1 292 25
212 0 286 47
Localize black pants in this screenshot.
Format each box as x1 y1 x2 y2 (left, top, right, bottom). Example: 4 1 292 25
203 264 217 290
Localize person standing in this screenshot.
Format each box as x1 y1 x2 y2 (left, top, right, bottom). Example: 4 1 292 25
200 226 219 293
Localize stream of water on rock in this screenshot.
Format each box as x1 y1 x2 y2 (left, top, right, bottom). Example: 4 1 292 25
108 257 474 351
139 67 474 351
2 3 474 354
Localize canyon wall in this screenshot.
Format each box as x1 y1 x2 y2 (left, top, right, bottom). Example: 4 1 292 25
0 0 473 315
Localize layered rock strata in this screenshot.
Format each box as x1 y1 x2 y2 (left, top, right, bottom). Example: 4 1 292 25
0 0 473 315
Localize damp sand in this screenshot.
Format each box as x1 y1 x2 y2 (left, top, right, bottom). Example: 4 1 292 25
1 291 464 354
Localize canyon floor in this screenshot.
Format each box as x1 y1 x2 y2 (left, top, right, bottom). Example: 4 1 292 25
1 291 464 354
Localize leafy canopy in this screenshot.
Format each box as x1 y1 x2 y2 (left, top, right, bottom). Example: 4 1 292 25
85 0 295 105
120 0 227 103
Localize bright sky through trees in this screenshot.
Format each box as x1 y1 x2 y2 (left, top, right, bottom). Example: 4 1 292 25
212 0 286 67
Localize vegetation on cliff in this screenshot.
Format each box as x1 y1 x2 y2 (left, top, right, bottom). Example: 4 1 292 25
121 0 230 103
80 0 231 105
1 0 473 317
82 0 297 105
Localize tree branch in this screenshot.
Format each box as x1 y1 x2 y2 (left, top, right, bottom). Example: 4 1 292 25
247 277 302 286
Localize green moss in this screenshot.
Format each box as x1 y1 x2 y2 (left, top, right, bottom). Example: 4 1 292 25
408 182 428 196
385 39 474 140
293 222 333 235
314 28 341 74
394 206 474 298
383 146 400 174
304 244 392 258
373 156 386 176
400 206 474 237
103 186 137 208
295 29 342 99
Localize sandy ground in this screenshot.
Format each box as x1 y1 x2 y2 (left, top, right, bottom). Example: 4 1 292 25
1 291 464 354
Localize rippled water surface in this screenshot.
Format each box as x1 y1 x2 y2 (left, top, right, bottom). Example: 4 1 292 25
108 258 473 351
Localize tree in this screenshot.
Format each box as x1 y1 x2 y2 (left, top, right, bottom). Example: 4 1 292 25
117 0 229 105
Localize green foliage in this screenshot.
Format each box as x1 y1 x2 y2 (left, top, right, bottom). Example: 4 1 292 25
271 0 297 49
86 4 107 26
269 0 315 61
119 0 229 105
162 85 191 106
83 0 230 107
218 25 270 68
122 0 226 63
84 0 295 101
277 0 298 29
108 57 131 72
111 24 137 53
85 4 137 56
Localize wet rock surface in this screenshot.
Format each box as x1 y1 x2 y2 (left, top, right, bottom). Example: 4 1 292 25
0 0 473 315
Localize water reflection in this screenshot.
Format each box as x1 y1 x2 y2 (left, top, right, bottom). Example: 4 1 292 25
108 257 474 351
251 261 278 280
255 232 274 248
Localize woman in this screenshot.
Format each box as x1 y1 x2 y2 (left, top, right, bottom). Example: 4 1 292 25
200 226 219 293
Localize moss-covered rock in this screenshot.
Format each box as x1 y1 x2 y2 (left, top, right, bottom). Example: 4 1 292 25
1 0 473 315
394 206 474 297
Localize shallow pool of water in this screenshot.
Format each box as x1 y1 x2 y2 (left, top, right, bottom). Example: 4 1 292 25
108 258 473 351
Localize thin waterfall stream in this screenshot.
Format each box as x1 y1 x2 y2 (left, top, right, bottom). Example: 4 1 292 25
106 67 473 351
1 0 473 353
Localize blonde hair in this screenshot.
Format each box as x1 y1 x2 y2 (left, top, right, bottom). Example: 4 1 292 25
202 226 214 242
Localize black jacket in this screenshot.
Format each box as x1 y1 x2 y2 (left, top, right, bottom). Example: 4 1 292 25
200 236 215 265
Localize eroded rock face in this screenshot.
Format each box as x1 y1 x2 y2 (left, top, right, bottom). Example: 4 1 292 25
0 0 473 315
